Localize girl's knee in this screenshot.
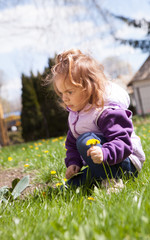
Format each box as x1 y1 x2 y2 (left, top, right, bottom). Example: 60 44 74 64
76 132 96 152
76 132 103 155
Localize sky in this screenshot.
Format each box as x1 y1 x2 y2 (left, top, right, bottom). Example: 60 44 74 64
0 0 150 103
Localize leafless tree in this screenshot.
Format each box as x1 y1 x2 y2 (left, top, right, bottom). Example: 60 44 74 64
102 56 133 79
0 0 115 41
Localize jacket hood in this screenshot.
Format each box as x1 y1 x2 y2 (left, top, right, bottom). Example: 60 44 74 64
104 81 130 109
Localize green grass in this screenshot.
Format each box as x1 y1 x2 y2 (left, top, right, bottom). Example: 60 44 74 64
0 116 150 240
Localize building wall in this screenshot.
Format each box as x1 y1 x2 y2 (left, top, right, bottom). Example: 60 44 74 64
133 79 150 115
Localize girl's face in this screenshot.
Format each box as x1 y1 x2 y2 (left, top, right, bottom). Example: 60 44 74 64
55 78 87 112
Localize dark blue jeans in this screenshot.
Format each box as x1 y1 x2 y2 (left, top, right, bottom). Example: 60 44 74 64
66 132 138 188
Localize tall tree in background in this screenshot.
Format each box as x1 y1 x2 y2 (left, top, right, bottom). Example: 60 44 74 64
21 58 68 142
39 58 68 138
113 14 150 53
21 73 46 141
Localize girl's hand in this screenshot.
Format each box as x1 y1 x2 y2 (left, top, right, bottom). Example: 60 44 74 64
65 165 81 179
87 146 103 164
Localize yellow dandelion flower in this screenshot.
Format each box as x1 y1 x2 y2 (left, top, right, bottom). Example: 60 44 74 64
37 154 41 157
26 158 29 161
24 164 29 168
38 142 42 145
86 139 100 146
87 196 95 201
34 143 38 146
59 136 63 140
29 145 33 148
35 147 39 150
42 139 45 142
56 183 62 187
43 150 49 153
65 148 67 151
22 147 25 151
8 157 13 161
52 138 58 142
63 178 67 182
50 170 56 175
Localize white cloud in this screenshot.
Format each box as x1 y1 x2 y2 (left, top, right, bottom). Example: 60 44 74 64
1 77 21 100
0 3 101 54
116 24 147 39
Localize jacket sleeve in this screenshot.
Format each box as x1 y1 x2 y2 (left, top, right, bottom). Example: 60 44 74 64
65 130 83 168
97 108 133 165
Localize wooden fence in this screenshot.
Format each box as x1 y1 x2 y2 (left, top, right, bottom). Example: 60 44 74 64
0 103 9 146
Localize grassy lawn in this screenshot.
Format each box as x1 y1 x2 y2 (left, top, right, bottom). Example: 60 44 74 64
0 116 150 240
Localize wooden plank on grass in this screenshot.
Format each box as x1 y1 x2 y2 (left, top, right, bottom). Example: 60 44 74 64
0 103 9 146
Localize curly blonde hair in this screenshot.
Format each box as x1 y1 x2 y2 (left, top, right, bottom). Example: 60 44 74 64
49 49 107 110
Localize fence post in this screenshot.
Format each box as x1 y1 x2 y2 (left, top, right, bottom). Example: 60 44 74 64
0 103 9 146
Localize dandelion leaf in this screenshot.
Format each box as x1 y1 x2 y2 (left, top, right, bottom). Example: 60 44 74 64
12 175 30 199
0 186 10 203
0 186 9 198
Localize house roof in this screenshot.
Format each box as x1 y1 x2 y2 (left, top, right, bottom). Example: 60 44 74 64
128 55 150 86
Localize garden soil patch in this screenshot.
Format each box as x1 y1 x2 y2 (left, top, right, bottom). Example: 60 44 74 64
0 167 44 197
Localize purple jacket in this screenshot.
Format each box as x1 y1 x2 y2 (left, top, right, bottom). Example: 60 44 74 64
65 108 133 168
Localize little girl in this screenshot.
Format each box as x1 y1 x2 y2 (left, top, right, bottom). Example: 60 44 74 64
49 49 145 188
